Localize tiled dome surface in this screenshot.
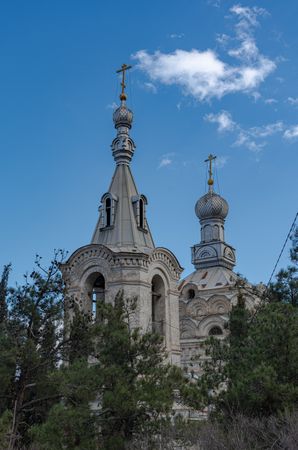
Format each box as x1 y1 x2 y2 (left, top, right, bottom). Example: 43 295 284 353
195 191 228 220
113 103 133 128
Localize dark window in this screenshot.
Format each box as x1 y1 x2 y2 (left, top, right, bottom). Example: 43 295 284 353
106 198 111 227
188 289 195 299
209 326 223 336
151 275 165 336
92 274 105 321
139 198 144 228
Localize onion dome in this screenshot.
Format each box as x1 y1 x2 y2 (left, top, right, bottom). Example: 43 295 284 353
195 191 229 220
113 100 133 129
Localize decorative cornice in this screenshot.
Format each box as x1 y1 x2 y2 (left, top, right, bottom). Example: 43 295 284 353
148 247 184 281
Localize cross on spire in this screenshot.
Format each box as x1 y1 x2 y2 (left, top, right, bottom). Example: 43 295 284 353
116 63 132 101
204 154 217 188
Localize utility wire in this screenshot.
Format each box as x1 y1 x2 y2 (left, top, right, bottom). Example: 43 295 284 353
266 211 298 288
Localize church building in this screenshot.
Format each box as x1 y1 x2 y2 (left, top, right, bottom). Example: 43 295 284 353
61 67 257 372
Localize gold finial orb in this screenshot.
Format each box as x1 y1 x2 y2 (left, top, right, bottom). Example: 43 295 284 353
208 179 214 186
120 92 127 101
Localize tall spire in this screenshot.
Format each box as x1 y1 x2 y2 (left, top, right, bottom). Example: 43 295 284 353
191 154 236 270
111 64 135 165
91 64 155 252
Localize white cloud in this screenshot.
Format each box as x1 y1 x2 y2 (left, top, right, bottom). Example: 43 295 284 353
284 125 298 140
287 97 298 106
143 82 157 94
169 33 184 39
265 98 278 104
106 102 118 110
205 110 235 132
208 0 221 8
214 155 228 168
158 153 175 169
206 109 287 152
133 5 275 101
249 121 284 138
158 158 172 168
233 131 265 152
216 33 230 47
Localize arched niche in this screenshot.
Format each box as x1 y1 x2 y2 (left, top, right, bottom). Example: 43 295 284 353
208 295 230 314
199 315 227 336
85 272 105 320
180 318 197 339
180 283 198 301
151 274 166 336
208 326 223 336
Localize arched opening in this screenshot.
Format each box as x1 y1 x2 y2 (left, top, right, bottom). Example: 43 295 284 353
209 326 223 336
151 274 165 336
105 198 111 227
86 273 105 321
188 289 195 300
139 198 144 228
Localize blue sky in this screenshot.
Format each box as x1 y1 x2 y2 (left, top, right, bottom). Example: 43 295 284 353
0 0 297 285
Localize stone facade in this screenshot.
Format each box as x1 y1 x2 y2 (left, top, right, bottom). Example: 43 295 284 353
61 94 258 372
61 95 182 365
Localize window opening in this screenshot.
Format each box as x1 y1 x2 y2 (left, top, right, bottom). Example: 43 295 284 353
139 198 144 228
151 275 165 336
188 289 195 299
91 274 105 321
209 326 223 336
106 198 111 227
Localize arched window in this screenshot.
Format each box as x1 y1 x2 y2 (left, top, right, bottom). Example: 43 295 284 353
92 274 105 320
85 273 105 321
188 289 195 300
209 326 223 336
105 198 111 227
151 275 165 336
139 198 144 228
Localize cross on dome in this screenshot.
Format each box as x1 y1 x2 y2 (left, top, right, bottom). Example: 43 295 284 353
204 153 217 189
116 63 132 101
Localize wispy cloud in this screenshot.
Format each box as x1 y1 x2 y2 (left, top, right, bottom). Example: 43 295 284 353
287 97 298 106
205 110 235 132
208 0 221 8
133 5 275 101
143 82 157 93
158 153 175 169
264 98 278 105
169 33 184 39
214 155 229 168
206 110 289 152
106 102 118 110
284 125 298 140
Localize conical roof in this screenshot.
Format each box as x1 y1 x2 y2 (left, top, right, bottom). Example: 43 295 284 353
91 164 154 252
91 97 154 253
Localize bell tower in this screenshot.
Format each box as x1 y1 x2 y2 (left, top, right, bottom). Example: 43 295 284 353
61 65 183 364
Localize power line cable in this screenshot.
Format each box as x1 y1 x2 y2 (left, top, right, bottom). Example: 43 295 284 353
266 211 298 288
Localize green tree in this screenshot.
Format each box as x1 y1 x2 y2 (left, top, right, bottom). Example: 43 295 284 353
0 251 68 449
199 293 298 419
33 293 187 450
269 225 298 306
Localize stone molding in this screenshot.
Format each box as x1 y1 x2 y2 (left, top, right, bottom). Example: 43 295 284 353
148 247 183 281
